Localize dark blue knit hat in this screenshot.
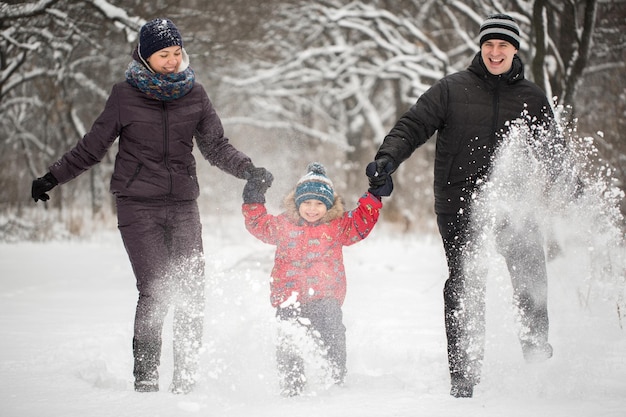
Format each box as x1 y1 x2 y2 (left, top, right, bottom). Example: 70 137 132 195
139 18 183 60
295 163 335 210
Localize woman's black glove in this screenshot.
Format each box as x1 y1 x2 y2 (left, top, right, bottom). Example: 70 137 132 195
365 158 395 197
243 166 274 204
31 172 58 202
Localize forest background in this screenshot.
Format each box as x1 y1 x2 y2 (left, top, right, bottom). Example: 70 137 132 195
1 0 625 240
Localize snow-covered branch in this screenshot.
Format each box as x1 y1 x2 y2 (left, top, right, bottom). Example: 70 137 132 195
222 1 465 157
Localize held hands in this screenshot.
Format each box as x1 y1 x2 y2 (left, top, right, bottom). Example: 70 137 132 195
31 172 59 202
365 157 395 197
243 166 274 204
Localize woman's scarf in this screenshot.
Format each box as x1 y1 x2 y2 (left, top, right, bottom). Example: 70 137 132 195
125 60 195 101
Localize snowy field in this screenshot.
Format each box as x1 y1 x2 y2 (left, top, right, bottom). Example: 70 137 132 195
1 212 625 417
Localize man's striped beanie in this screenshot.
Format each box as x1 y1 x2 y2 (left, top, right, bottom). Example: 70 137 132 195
295 162 335 210
479 14 521 50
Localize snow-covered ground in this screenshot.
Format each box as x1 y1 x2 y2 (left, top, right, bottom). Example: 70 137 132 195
1 211 625 417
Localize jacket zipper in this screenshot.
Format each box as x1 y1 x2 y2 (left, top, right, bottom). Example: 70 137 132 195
162 102 172 195
491 77 501 145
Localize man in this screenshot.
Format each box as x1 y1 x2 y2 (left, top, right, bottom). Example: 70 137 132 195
366 14 558 398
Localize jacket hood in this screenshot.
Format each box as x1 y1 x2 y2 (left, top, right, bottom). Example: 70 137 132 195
468 51 524 84
283 189 345 224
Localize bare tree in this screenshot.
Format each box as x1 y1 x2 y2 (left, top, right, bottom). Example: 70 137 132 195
0 0 277 221
572 0 626 216
530 0 598 112
220 1 465 223
1 0 623 236
220 0 624 224
0 0 142 215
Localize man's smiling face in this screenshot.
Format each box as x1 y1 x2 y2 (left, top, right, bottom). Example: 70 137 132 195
481 39 517 75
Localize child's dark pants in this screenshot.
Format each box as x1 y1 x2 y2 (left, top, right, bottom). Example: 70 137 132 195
276 298 347 395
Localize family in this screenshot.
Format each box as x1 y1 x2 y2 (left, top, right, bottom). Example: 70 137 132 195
31 14 565 398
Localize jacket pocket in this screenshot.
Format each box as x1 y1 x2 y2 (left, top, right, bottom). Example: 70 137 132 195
186 165 198 186
125 163 143 188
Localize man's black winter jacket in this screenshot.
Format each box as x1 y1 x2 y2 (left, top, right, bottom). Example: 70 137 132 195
376 52 556 215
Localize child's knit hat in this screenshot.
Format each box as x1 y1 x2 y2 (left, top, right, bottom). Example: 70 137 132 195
295 163 335 209
139 18 183 61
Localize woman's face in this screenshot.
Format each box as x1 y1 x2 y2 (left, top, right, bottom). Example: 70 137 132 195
298 199 328 223
147 46 183 74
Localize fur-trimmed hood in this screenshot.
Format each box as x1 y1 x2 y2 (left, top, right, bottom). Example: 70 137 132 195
283 189 345 224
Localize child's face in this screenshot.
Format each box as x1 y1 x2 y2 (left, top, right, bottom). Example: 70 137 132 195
298 199 328 223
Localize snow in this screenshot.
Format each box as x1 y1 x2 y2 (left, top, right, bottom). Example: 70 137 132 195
2 120 625 416
1 213 625 416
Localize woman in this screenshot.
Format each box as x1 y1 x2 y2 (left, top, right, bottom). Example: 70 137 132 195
31 18 273 394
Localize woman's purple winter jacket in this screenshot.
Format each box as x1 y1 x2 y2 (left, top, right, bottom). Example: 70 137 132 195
49 80 251 201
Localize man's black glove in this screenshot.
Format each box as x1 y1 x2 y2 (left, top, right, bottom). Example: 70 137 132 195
243 166 274 204
31 172 58 202
365 157 395 197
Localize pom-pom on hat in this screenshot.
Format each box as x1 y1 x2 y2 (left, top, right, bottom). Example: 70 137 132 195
295 163 335 210
139 18 183 61
479 13 521 50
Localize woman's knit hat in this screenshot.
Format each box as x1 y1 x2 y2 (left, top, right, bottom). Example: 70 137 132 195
295 163 335 210
139 18 183 61
479 14 521 50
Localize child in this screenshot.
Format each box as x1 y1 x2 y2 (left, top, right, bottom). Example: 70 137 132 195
241 162 388 396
